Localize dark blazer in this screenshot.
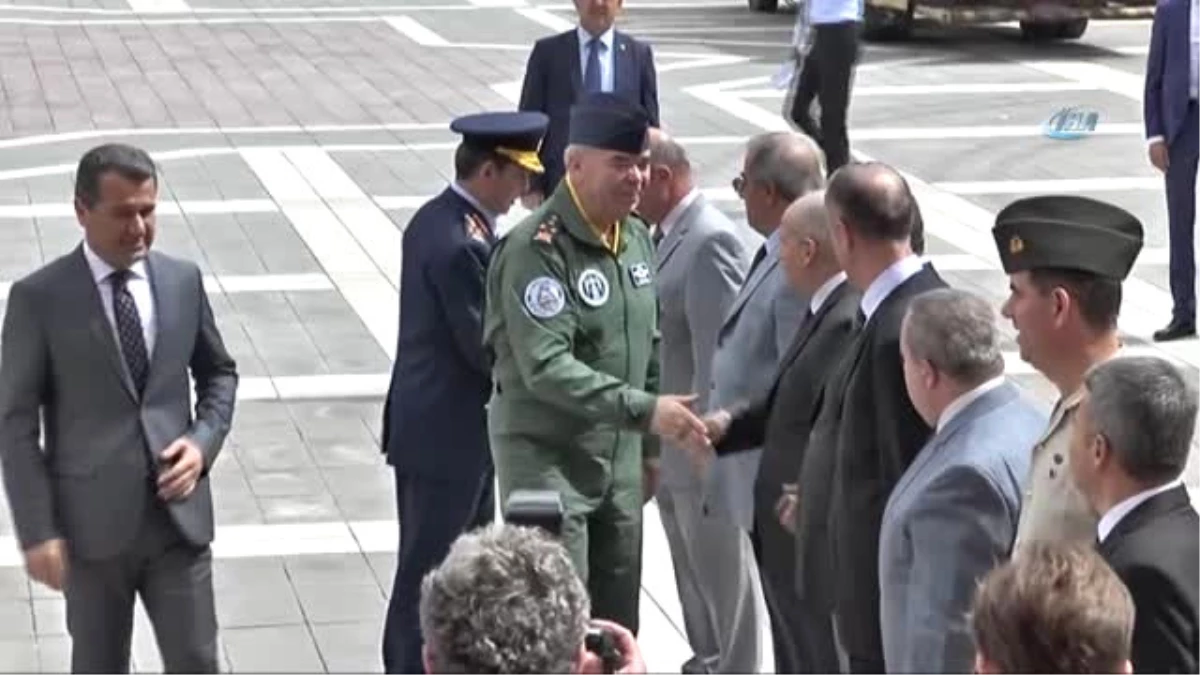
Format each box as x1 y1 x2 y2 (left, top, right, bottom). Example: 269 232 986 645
1145 0 1193 145
718 279 860 542
827 264 948 665
0 247 238 560
382 187 497 479
1100 484 1199 674
518 29 660 195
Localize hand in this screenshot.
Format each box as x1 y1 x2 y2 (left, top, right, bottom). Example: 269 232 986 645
649 394 709 452
24 538 67 591
521 191 545 210
775 483 798 534
577 619 647 674
642 459 661 505
703 410 731 445
157 437 205 501
1149 140 1169 173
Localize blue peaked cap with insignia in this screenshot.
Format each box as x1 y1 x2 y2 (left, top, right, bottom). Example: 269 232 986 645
568 92 650 155
450 111 549 174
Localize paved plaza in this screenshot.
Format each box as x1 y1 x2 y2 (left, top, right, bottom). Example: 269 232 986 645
0 0 1194 671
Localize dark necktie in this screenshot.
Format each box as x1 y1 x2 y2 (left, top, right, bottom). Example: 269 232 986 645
584 37 602 93
110 269 149 393
652 226 664 247
747 243 768 279
855 307 867 330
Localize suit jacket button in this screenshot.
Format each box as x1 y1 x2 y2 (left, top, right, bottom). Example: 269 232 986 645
1049 469 1057 479
1053 453 1063 465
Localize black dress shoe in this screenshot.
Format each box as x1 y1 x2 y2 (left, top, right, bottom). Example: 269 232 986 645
1153 319 1197 342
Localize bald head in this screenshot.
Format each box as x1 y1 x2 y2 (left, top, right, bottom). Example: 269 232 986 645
745 132 825 202
647 127 690 172
825 161 915 242
782 192 833 253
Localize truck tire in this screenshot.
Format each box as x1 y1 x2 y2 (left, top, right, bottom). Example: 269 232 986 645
862 1 913 41
748 0 779 12
1020 18 1088 40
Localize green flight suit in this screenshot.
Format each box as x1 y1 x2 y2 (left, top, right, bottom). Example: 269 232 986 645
483 183 660 634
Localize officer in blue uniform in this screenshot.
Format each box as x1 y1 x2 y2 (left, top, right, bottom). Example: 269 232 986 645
380 110 549 674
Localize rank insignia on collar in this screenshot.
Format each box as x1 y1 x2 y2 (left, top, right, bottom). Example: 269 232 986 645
465 213 489 243
533 215 559 244
629 262 652 288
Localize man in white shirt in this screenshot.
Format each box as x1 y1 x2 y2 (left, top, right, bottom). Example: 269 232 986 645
879 288 1046 673
1068 355 1198 673
786 0 862 174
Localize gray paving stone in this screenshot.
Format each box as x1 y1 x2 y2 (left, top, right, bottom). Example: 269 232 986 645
246 469 330 500
0 570 30 601
0 601 34 639
310 621 385 673
222 624 325 673
36 635 70 674
259 493 344 524
0 638 39 673
216 578 306 629
293 582 385 625
31 598 65 637
284 553 378 589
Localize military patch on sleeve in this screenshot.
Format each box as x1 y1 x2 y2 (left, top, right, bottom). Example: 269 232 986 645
533 214 560 244
464 213 489 243
629 262 653 288
523 276 567 319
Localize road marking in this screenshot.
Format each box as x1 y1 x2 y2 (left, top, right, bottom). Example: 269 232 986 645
124 0 189 11
0 199 279 219
514 6 574 31
0 274 333 301
383 15 451 46
736 81 1102 99
1113 45 1149 55
469 0 527 5
240 148 399 359
934 176 1160 194
1022 60 1143 101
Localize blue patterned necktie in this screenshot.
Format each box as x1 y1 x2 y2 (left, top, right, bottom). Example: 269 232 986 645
584 37 602 93
110 269 149 393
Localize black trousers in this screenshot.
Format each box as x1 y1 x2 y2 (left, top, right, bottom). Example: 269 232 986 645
381 468 495 674
789 20 860 174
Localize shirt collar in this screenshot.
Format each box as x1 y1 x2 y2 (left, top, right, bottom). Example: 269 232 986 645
82 241 147 285
450 182 496 227
809 271 847 315
860 254 925 320
578 25 615 49
936 376 1006 432
1098 479 1184 543
658 188 700 238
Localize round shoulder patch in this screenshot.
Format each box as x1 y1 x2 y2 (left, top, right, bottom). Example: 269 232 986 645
577 268 610 308
523 276 567 319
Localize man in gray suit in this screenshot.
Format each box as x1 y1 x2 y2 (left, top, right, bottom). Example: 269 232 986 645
0 143 239 673
879 288 1045 673
637 127 755 673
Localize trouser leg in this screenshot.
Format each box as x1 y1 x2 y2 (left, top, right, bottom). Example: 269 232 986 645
1166 101 1199 323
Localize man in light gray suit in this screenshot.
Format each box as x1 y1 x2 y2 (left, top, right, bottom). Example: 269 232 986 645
0 143 239 673
879 288 1045 674
638 128 755 673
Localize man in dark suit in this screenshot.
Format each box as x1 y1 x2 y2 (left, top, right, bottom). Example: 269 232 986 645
380 111 549 674
699 191 858 674
0 143 238 673
1069 355 1199 673
817 161 947 672
1145 0 1198 341
518 0 659 203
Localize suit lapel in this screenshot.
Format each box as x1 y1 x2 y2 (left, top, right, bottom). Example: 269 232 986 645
655 195 704 271
144 252 174 385
778 282 845 372
73 246 138 402
566 31 583 99
613 32 634 95
722 250 778 335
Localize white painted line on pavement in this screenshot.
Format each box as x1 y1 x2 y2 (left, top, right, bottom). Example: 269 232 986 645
240 148 399 359
736 81 1102 99
384 15 451 46
657 54 751 73
514 6 574 31
934 176 1161 194
469 0 527 5
1022 60 1144 101
492 80 522 104
124 0 189 12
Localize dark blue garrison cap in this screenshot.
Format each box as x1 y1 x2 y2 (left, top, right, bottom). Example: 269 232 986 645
450 111 550 174
568 92 650 155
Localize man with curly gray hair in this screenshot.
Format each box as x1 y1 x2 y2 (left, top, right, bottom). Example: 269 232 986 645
419 523 645 674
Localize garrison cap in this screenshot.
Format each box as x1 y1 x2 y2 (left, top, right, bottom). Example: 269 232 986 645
450 111 549 174
992 195 1144 280
568 92 650 155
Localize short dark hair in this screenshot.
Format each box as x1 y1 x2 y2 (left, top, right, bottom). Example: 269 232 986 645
454 143 514 181
908 182 926 255
1027 267 1122 331
825 161 914 241
1084 355 1198 485
971 542 1134 674
74 143 157 208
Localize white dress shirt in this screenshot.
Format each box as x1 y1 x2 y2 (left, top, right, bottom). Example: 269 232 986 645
83 242 157 358
657 188 700 240
936 376 1006 433
860 254 925 322
1191 0 1199 99
1097 478 1185 543
808 0 863 25
809 271 847 315
577 26 615 93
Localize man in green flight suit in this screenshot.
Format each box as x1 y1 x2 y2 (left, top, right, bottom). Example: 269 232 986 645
484 92 709 634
